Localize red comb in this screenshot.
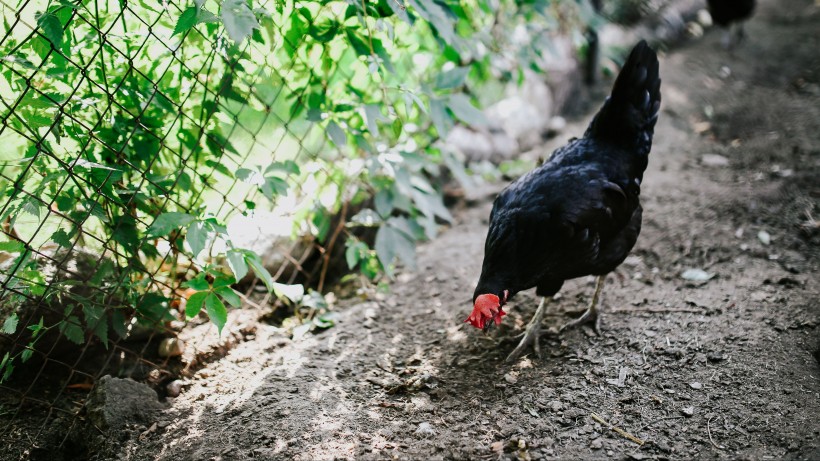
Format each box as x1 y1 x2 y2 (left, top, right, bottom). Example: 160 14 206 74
465 294 506 329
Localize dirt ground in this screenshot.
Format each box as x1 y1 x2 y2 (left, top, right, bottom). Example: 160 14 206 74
116 1 820 459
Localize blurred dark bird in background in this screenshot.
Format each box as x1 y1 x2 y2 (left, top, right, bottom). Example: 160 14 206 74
707 0 756 48
465 41 662 362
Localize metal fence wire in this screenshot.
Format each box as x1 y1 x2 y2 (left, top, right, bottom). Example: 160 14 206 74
0 0 590 454
0 0 383 454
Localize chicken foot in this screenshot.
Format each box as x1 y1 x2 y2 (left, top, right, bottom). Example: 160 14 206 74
559 275 605 334
505 296 550 363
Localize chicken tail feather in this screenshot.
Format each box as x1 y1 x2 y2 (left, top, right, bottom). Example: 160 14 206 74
585 40 661 156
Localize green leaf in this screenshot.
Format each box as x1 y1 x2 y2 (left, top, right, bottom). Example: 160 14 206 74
312 209 331 243
2 361 13 382
345 240 368 270
215 286 241 307
36 12 63 49
350 209 382 226
204 294 228 334
28 317 44 338
147 212 195 237
185 291 208 318
273 283 304 302
430 98 453 137
61 316 85 345
326 120 346 147
364 104 385 136
265 160 300 175
0 241 24 253
2 314 18 334
197 8 219 23
435 67 470 89
173 6 199 36
244 252 273 291
21 348 33 363
111 310 128 338
221 0 260 43
227 249 248 280
403 91 427 115
185 273 210 291
261 176 288 199
313 312 339 329
345 244 360 270
236 167 263 184
374 188 394 217
51 228 73 247
412 188 453 222
83 304 108 346
186 221 210 258
447 94 487 126
212 274 236 288
345 28 370 56
374 223 416 276
284 14 306 58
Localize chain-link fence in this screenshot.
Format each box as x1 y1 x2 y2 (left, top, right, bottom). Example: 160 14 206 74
0 0 398 454
0 0 595 455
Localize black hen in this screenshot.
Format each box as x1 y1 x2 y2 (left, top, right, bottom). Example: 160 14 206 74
465 41 661 362
707 0 756 48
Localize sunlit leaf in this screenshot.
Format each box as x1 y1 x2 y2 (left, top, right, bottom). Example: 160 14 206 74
50 229 73 247
36 12 63 49
186 221 210 257
221 0 260 43
447 93 487 126
244 251 273 291
430 98 452 137
227 249 248 280
185 273 210 291
185 291 208 318
215 286 241 307
273 282 304 302
204 293 228 334
0 241 24 253
326 120 346 147
173 6 199 36
435 67 469 89
1 314 18 335
375 222 416 276
147 212 195 237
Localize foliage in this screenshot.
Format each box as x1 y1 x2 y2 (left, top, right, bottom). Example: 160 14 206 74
0 0 593 380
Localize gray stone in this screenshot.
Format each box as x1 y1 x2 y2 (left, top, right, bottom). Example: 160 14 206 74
87 375 164 431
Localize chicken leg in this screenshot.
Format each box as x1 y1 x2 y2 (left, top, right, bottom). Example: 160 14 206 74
505 296 550 363
560 275 605 334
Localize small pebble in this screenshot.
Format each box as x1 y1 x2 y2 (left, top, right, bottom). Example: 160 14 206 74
166 379 184 397
415 422 436 436
590 438 603 450
158 338 184 358
682 406 695 417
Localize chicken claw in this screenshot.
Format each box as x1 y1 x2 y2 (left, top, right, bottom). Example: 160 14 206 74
506 297 550 363
559 275 605 335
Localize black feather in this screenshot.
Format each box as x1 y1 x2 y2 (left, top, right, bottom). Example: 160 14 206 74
707 0 756 27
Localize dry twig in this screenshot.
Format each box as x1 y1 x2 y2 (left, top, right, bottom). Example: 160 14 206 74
591 412 645 446
707 416 725 450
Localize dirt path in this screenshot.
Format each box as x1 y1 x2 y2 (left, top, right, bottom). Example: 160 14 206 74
122 1 820 459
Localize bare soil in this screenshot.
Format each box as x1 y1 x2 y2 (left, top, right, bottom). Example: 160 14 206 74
98 0 820 459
